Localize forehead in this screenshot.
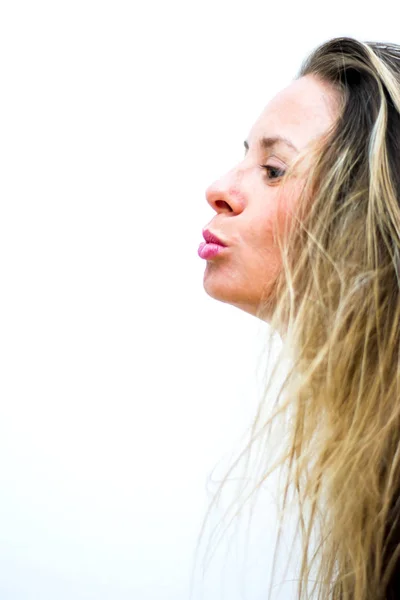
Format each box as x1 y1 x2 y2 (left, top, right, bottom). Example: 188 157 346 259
247 74 340 153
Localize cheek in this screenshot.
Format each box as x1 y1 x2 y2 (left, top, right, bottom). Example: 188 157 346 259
242 214 282 279
273 180 304 237
245 182 302 260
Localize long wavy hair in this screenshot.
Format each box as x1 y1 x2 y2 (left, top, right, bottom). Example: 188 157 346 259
193 37 400 600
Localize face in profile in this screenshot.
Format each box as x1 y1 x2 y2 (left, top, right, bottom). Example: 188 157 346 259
199 74 341 320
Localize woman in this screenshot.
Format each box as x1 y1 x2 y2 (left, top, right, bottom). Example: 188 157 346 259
197 37 400 599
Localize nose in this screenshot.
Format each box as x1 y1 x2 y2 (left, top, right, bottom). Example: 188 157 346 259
205 168 245 215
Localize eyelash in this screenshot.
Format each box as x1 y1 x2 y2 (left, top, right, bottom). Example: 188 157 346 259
261 165 286 181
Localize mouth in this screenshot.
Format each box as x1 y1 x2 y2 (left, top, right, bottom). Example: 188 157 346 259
198 241 226 260
202 229 227 247
198 228 229 261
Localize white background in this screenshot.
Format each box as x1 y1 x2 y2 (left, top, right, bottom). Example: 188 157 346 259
0 2 398 599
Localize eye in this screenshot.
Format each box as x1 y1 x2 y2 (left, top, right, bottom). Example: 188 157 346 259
261 165 286 181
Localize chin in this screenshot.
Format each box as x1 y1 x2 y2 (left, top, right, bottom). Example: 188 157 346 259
203 278 233 305
203 274 256 316
203 270 278 322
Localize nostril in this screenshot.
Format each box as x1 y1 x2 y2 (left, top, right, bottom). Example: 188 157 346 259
215 200 232 211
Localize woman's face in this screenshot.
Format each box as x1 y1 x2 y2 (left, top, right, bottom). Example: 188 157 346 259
201 74 341 319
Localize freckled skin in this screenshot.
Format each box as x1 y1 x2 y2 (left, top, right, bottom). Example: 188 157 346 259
202 74 341 320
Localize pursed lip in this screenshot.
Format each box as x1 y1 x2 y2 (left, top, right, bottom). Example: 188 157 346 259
202 228 227 247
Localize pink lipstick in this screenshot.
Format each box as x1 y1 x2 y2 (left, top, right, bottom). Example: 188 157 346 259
198 229 228 260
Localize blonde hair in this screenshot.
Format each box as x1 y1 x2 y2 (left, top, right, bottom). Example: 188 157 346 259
194 37 400 599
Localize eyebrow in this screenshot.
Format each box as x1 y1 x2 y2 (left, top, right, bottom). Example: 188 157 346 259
244 136 299 154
